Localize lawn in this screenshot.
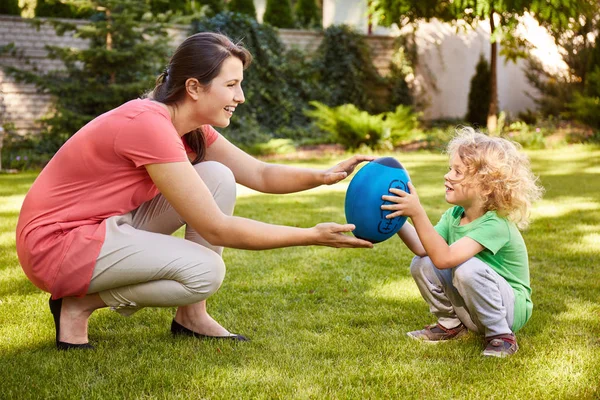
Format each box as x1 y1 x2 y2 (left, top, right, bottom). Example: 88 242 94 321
0 145 599 399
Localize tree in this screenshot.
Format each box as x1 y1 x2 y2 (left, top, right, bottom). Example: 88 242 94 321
466 54 491 126
0 0 21 15
4 0 171 154
263 0 294 28
35 0 94 18
228 0 256 19
373 0 584 133
295 0 320 29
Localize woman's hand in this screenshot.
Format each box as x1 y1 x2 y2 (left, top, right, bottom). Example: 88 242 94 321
311 223 373 248
322 155 376 185
381 182 425 219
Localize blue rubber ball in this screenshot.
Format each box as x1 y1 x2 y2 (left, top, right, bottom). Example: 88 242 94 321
344 157 410 243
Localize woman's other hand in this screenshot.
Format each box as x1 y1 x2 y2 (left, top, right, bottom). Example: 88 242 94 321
322 155 376 185
311 223 373 248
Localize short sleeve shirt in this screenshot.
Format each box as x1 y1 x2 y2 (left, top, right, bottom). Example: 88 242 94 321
434 206 532 331
16 99 221 298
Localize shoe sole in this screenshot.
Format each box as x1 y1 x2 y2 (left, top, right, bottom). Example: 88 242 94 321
406 330 468 343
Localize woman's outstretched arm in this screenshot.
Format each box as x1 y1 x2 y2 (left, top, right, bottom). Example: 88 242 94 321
146 161 373 250
205 135 374 193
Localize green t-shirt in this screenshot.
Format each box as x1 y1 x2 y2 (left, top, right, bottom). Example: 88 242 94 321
434 206 532 331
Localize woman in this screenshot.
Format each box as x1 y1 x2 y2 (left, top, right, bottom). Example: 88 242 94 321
16 32 374 350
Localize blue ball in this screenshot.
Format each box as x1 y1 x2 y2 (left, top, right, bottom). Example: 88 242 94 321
344 157 411 243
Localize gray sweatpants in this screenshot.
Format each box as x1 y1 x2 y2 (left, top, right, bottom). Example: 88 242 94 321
86 161 236 316
410 256 515 337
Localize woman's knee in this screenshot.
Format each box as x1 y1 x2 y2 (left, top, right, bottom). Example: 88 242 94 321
181 253 226 297
193 161 236 191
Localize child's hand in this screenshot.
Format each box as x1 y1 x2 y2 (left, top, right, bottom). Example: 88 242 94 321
381 182 424 219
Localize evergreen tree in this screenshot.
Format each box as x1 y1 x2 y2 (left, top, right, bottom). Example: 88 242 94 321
5 0 171 153
0 0 21 15
263 0 294 28
294 0 320 29
466 55 491 126
228 0 256 19
198 0 224 17
35 0 93 18
146 0 189 13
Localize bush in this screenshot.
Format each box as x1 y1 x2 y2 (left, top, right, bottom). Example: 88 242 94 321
295 0 320 29
192 12 318 143
466 54 491 126
305 102 383 149
313 25 382 113
0 0 21 15
382 105 421 146
227 0 256 19
305 101 421 150
263 0 294 28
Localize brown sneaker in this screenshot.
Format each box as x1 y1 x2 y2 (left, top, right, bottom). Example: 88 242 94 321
407 323 468 343
482 334 518 357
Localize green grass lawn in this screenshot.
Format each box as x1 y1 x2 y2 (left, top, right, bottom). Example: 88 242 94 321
1 145 599 399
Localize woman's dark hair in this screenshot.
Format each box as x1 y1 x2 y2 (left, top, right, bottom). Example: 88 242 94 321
151 32 252 164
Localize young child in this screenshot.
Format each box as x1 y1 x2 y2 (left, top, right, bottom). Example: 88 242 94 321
383 127 543 357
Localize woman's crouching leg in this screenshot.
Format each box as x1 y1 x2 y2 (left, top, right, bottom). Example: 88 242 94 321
88 215 227 316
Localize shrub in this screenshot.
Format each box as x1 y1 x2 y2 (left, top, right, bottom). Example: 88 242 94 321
263 0 294 28
305 102 383 149
192 12 315 141
0 0 21 15
386 47 413 110
227 0 256 19
295 0 320 29
382 105 421 146
466 54 491 127
305 101 421 150
312 25 382 113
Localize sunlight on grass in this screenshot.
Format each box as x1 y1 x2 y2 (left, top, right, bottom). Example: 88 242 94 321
365 278 421 301
533 198 599 218
0 195 25 212
0 232 16 247
1 147 599 399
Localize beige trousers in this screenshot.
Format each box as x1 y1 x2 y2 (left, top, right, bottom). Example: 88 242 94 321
86 161 236 316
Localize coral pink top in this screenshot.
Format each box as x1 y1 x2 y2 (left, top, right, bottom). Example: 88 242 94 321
16 99 220 298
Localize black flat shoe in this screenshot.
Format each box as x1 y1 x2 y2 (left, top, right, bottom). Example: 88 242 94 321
171 319 249 342
48 296 94 350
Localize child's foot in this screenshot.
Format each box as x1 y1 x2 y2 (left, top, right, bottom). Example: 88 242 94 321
407 323 468 343
482 333 518 357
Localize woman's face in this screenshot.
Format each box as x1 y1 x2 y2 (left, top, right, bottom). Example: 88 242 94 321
195 56 245 128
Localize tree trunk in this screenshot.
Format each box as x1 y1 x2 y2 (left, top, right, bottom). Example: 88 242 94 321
487 10 498 135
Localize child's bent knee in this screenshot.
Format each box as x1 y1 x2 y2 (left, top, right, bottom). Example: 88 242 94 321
410 256 433 277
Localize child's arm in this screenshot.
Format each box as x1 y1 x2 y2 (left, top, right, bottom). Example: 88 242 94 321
383 183 484 269
397 223 426 256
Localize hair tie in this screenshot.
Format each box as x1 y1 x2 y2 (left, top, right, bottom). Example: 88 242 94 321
163 67 169 77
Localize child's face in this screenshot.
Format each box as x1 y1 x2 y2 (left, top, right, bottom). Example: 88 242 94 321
444 153 478 208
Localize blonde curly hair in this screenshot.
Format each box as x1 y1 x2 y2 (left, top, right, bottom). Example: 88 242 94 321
446 127 544 229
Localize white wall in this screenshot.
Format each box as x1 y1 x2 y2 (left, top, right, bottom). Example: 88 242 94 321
409 16 566 120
